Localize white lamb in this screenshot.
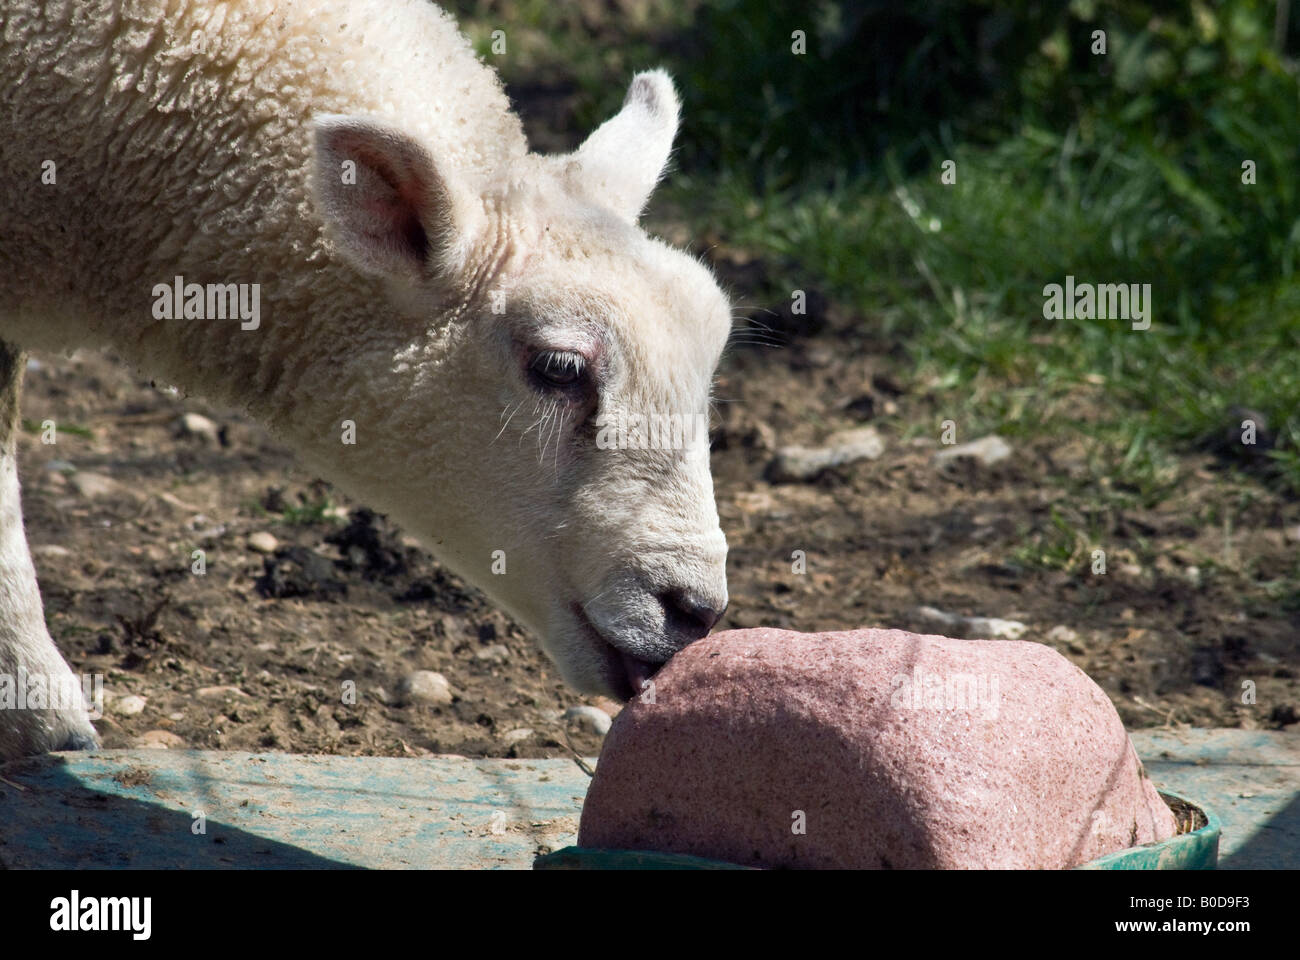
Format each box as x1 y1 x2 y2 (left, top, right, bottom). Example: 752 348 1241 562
0 0 732 758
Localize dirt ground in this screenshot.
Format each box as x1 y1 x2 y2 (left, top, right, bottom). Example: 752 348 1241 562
13 265 1299 763
10 51 1298 759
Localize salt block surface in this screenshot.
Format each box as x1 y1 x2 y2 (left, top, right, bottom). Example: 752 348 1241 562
579 628 1177 868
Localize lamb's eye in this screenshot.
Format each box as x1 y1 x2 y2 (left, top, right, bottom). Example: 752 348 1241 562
529 350 587 390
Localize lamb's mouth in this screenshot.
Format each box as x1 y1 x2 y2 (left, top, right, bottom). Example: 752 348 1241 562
570 602 662 701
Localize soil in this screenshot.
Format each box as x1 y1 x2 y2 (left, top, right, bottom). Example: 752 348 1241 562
14 288 1299 763
10 67 1298 760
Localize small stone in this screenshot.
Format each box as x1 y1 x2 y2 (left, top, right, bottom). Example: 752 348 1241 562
565 704 613 736
1047 625 1087 656
135 730 185 749
1284 525 1300 544
473 644 511 666
767 426 885 483
195 685 250 701
176 412 220 445
502 727 535 744
246 531 279 554
70 472 122 500
45 459 75 473
112 694 147 716
396 670 453 706
31 544 72 558
1046 625 1078 645
934 435 1012 468
915 606 1027 640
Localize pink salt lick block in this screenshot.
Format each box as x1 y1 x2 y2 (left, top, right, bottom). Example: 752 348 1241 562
579 628 1177 868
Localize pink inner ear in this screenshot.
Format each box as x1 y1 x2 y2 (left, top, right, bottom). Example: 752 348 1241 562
349 141 431 263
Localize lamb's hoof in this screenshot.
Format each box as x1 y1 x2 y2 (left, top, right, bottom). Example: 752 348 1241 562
57 730 100 752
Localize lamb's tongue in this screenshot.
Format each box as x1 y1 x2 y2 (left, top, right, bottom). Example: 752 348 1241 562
621 652 656 694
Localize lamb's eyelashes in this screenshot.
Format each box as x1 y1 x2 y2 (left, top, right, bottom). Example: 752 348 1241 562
522 347 598 409
529 349 586 387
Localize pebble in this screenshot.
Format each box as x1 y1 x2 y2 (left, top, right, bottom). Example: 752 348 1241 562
396 670 453 706
246 531 279 554
30 544 72 558
70 472 122 500
1046 625 1086 655
473 644 511 666
195 685 250 701
915 606 1028 640
933 435 1012 468
1046 625 1078 645
767 426 884 482
112 694 147 716
176 412 219 445
564 704 613 736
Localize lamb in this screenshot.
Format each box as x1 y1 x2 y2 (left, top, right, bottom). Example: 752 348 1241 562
0 0 732 758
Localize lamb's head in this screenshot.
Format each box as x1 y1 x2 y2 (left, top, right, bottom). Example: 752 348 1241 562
311 71 730 700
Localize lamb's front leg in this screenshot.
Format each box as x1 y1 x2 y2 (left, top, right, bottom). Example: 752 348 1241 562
0 341 99 759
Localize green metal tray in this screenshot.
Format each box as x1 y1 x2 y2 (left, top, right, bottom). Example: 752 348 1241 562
534 791 1219 870
1077 791 1220 870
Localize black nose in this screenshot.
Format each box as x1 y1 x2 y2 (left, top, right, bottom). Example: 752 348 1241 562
659 590 726 647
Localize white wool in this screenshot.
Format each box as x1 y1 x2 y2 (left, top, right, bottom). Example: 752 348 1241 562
0 0 733 755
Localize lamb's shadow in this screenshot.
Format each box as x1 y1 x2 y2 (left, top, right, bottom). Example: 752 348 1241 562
0 755 357 869
1219 791 1300 870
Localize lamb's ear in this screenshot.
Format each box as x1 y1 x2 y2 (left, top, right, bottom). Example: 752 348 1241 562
312 115 475 280
571 69 680 222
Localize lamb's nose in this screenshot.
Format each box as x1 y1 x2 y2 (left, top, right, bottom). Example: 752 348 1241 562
659 590 727 647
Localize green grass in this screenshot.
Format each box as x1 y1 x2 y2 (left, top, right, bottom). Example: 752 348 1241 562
21 418 93 438
280 498 340 526
668 83 1300 497
447 0 1300 500
242 495 340 526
